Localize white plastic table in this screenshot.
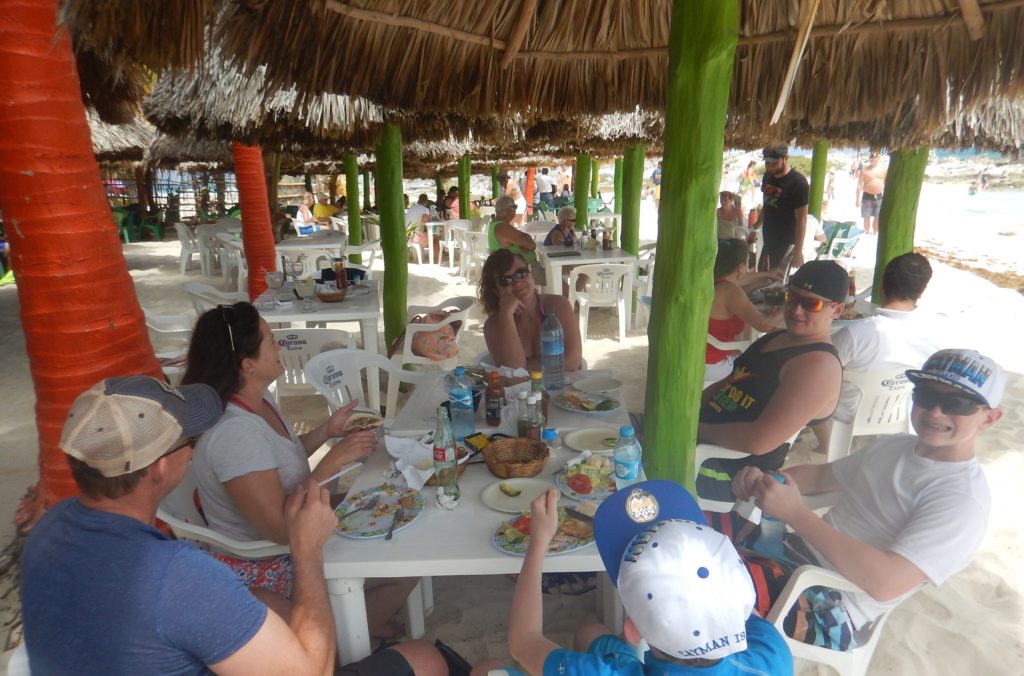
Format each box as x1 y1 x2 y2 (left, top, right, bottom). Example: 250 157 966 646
423 221 447 265
323 429 624 663
276 232 347 275
254 283 382 408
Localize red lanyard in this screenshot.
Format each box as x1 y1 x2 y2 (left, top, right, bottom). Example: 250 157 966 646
230 395 288 432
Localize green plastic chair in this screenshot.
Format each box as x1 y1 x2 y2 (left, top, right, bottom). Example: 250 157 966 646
140 211 165 241
113 208 139 243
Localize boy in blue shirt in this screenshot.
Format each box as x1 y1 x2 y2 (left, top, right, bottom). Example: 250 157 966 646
505 480 792 675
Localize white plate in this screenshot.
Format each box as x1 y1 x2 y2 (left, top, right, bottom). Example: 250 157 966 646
480 478 553 513
555 467 616 502
563 427 620 454
572 376 623 393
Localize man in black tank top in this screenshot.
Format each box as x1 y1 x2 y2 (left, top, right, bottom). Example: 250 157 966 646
696 261 849 501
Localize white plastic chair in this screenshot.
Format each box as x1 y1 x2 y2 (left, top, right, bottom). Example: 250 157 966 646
478 206 496 219
196 220 233 276
765 565 896 676
174 222 200 274
460 231 490 282
329 215 347 232
272 328 353 398
346 239 381 269
634 251 656 329
182 282 245 317
441 220 470 270
215 233 247 292
693 431 800 513
158 469 289 559
304 349 435 418
825 365 914 462
568 263 632 343
387 297 474 414
702 334 752 389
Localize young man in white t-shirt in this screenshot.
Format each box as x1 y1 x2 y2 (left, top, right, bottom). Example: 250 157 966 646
729 348 1004 651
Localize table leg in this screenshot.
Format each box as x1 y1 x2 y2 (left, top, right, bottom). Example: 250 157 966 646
597 572 624 633
427 228 435 266
360 318 381 410
404 579 426 640
621 272 633 341
545 259 561 295
327 576 372 663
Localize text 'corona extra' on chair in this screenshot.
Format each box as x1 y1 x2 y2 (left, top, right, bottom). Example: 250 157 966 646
825 364 914 462
568 264 632 343
272 328 353 399
304 349 435 418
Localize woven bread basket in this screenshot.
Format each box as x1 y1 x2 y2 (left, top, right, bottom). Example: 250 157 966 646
316 285 347 303
482 437 549 478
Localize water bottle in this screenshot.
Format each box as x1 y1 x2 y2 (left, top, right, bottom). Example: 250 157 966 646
432 406 460 505
448 367 475 443
541 313 565 391
752 473 787 560
542 427 560 453
612 425 642 490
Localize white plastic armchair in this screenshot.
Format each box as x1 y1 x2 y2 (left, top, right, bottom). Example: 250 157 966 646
182 282 246 317
174 222 200 274
304 349 435 418
765 565 895 676
693 430 801 513
703 335 753 388
158 469 289 560
272 328 353 398
825 364 914 462
568 263 633 343
441 220 470 270
460 231 490 282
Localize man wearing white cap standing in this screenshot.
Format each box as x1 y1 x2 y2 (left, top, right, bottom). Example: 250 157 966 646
505 480 791 674
731 349 1004 651
20 376 446 676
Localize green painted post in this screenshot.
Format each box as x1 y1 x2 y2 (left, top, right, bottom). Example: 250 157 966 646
574 154 590 231
621 145 644 256
614 157 624 214
491 166 500 200
590 159 600 199
808 139 829 220
376 124 407 347
458 155 471 219
646 0 739 489
344 152 362 264
873 147 928 303
362 172 371 210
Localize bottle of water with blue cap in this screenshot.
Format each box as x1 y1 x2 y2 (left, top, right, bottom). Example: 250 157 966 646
540 313 565 391
612 425 642 490
752 473 787 560
448 366 475 443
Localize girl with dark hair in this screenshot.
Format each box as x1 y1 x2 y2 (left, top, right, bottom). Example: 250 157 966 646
479 249 582 371
705 240 783 382
181 302 416 637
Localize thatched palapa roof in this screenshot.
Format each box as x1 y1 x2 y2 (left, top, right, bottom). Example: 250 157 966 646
87 109 156 162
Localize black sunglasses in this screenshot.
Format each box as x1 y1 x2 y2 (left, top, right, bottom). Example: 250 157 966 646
912 387 985 416
218 304 237 352
498 267 531 287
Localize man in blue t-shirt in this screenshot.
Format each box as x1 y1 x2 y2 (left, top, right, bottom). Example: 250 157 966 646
504 480 792 675
21 376 443 676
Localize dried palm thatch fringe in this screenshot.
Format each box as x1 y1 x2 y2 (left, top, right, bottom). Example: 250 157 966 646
88 109 156 162
209 0 1024 136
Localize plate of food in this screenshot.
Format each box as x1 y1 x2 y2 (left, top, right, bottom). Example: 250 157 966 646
837 308 868 321
492 507 595 556
563 427 619 455
334 484 424 539
555 456 616 501
480 478 553 513
553 390 620 415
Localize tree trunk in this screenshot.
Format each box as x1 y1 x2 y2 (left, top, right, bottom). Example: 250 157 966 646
808 139 828 220
590 159 600 199
458 155 471 220
574 155 590 231
491 165 500 200
377 124 407 347
232 143 275 301
362 172 371 210
614 157 624 215
873 147 927 302
524 167 536 219
0 0 162 518
646 0 739 489
344 152 363 264
621 145 644 256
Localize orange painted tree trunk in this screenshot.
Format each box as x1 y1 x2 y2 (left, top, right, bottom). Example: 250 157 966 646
524 167 536 219
231 142 275 300
0 0 161 523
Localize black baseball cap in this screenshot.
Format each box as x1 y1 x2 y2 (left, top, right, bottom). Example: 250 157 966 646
763 145 788 161
788 261 850 303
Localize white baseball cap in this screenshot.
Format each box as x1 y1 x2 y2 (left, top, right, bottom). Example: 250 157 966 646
906 348 1006 408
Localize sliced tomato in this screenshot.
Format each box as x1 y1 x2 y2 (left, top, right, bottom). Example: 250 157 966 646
512 516 532 535
567 473 593 494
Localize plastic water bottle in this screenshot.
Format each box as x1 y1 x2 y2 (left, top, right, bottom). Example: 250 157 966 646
753 473 787 560
541 313 565 391
612 425 642 490
542 427 560 453
448 367 475 443
432 406 460 506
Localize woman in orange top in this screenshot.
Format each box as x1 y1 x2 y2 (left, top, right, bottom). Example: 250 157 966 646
706 239 783 382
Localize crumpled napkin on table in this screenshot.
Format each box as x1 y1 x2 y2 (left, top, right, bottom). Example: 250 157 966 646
384 435 469 491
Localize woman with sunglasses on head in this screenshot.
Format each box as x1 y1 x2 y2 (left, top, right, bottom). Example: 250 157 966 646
696 260 848 502
706 239 785 382
181 302 418 638
479 248 582 372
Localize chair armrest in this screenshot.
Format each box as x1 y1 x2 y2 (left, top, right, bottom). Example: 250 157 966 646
157 509 290 558
707 335 751 352
765 565 866 628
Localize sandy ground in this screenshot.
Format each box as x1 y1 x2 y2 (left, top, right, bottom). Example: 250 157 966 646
2 191 1024 674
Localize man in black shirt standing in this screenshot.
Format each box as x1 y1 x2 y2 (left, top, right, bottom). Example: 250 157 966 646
755 145 809 270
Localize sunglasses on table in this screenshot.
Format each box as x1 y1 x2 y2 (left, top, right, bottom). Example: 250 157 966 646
498 267 531 287
784 290 833 313
911 387 985 416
